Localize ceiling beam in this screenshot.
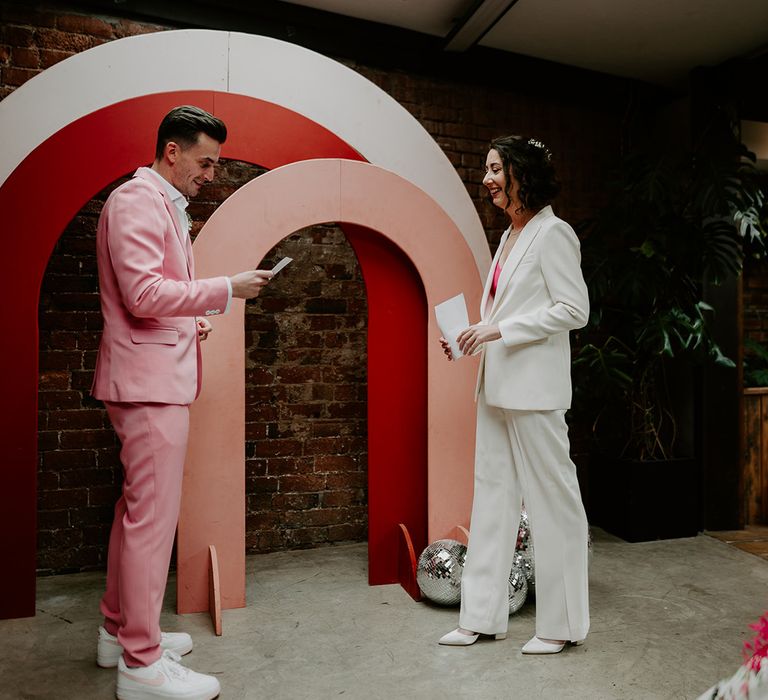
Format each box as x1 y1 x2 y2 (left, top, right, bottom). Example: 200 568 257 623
444 0 518 52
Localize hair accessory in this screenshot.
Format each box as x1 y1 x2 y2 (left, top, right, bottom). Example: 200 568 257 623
527 138 552 161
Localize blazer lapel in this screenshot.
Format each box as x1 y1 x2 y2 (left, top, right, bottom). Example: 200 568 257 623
134 167 192 278
488 206 552 317
162 194 193 280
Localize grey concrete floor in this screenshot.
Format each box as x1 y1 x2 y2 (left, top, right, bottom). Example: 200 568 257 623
0 529 766 700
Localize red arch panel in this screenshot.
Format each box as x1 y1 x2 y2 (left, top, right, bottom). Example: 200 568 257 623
344 225 428 584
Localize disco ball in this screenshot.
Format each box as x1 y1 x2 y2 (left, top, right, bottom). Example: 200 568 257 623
516 507 531 551
416 539 467 606
512 547 535 592
515 507 535 593
508 562 528 614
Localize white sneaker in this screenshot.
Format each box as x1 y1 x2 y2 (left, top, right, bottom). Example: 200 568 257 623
116 650 220 700
97 626 194 668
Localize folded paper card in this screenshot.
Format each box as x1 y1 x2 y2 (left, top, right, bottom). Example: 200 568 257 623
435 293 469 360
271 256 293 275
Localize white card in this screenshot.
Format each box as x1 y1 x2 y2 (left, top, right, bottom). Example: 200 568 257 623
271 256 293 275
435 293 469 359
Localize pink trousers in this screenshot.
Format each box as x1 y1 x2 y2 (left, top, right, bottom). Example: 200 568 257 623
100 402 190 667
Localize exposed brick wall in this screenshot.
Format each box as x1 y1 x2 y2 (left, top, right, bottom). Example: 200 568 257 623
37 179 123 573
4 1 655 572
0 2 166 100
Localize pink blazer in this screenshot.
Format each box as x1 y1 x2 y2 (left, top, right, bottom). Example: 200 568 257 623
91 167 230 405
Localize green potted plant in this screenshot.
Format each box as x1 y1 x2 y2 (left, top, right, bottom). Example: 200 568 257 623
572 128 766 541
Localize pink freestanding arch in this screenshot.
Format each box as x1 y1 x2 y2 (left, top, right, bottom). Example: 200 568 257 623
181 159 481 613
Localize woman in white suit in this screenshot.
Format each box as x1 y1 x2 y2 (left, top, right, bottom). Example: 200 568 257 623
439 136 590 654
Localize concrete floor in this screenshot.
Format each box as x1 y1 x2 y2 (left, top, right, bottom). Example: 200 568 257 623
1 529 766 700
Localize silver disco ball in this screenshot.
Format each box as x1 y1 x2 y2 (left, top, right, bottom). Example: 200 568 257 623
516 507 531 552
512 548 535 594
515 507 535 593
508 562 528 614
416 539 467 606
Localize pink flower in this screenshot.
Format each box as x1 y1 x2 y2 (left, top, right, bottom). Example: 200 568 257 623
743 610 768 672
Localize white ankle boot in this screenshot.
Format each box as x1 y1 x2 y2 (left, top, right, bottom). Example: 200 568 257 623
438 628 507 646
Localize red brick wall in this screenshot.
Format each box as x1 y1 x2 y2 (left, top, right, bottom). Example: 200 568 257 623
0 3 165 101
37 180 122 573
5 2 631 572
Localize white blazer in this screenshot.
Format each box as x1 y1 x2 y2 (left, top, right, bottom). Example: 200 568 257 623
476 205 589 410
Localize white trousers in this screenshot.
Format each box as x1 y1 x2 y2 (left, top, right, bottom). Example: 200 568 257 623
459 395 590 641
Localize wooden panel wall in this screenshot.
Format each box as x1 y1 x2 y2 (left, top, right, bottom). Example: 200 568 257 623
744 388 768 524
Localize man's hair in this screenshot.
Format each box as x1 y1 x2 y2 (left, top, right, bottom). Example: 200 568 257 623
154 105 227 160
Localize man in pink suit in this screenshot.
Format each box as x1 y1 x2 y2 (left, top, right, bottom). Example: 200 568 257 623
92 105 271 700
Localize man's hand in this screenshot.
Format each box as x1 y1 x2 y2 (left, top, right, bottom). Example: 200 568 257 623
457 324 501 356
197 318 213 342
230 269 273 299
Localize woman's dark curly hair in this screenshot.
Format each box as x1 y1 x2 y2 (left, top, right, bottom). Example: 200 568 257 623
490 135 560 215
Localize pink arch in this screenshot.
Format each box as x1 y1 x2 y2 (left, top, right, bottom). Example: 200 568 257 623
0 90 482 619
182 159 481 612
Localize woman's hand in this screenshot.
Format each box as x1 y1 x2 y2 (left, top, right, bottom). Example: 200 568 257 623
457 324 501 355
439 336 454 361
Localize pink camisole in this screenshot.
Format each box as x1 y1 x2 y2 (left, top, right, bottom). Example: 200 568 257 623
491 259 503 296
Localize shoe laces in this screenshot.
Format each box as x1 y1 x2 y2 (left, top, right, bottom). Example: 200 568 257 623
159 650 189 681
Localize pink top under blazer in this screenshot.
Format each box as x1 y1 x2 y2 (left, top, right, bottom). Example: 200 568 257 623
92 167 230 405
